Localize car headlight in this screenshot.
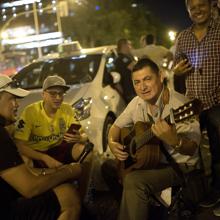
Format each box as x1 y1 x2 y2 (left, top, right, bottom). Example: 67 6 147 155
72 97 92 121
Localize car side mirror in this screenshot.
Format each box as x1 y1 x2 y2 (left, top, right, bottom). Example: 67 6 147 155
110 71 121 84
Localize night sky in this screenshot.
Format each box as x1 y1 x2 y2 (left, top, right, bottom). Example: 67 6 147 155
141 0 192 31
0 0 192 31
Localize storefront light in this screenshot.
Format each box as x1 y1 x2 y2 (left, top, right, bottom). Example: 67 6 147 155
2 0 41 8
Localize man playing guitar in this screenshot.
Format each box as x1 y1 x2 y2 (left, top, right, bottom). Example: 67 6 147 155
108 58 201 220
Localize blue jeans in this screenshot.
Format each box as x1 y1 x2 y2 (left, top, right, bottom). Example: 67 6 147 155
200 104 220 190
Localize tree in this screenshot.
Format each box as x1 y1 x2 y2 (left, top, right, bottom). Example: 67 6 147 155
62 0 157 47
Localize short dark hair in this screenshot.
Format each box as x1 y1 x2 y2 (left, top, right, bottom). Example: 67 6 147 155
185 0 211 7
132 58 159 75
145 34 155 45
117 38 129 52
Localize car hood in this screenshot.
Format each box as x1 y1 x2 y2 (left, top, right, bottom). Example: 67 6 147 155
17 83 91 115
65 83 91 104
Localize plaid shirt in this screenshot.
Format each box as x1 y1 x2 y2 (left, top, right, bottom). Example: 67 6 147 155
174 19 220 110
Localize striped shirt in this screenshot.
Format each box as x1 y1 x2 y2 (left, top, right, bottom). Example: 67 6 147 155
174 19 220 110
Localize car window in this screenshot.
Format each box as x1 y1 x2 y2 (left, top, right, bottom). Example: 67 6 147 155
13 62 44 89
14 54 101 89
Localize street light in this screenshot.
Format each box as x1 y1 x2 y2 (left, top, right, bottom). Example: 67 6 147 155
168 30 177 42
33 1 42 57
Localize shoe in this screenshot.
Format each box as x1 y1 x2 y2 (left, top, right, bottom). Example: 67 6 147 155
213 204 220 216
200 192 220 208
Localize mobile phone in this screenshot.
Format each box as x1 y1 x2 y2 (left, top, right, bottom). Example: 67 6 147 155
67 123 81 134
179 52 189 61
179 53 194 71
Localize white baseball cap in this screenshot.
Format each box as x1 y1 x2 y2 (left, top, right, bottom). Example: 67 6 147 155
0 74 29 97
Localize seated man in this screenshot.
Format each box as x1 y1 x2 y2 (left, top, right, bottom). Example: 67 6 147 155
108 58 201 220
14 75 87 168
0 74 82 220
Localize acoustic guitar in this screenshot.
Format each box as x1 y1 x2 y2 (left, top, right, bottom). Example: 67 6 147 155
119 98 202 178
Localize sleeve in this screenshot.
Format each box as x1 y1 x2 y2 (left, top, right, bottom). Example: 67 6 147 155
0 128 23 172
114 99 135 128
173 32 184 66
14 107 33 141
176 119 201 146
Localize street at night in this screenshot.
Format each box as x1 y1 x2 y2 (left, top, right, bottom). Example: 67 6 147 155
0 0 220 220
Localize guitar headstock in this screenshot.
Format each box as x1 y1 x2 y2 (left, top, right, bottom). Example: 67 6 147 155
172 99 202 124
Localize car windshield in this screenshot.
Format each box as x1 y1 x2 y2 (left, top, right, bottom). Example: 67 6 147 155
14 54 101 89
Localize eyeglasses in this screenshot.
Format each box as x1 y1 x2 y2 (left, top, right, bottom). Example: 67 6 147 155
45 90 66 98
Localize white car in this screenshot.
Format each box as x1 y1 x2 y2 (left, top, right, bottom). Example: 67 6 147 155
13 45 126 155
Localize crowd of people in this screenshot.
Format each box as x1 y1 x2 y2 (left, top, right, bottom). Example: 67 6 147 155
0 0 220 219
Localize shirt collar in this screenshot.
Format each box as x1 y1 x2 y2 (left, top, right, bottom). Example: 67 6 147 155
189 18 216 32
137 87 165 121
147 87 164 119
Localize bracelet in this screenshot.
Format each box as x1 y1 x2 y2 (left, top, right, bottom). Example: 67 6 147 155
175 137 183 151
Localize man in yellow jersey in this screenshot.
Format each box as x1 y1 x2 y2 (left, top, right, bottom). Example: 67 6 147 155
14 75 88 168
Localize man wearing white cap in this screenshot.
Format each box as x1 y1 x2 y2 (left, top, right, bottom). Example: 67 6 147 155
14 75 87 169
0 74 82 220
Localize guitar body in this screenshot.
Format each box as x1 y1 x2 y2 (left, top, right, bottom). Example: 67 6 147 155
117 98 202 179
119 121 161 179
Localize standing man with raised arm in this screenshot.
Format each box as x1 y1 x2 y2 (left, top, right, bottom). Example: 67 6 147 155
173 0 220 209
0 74 82 220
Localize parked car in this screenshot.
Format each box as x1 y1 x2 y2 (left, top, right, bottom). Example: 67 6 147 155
13 45 127 155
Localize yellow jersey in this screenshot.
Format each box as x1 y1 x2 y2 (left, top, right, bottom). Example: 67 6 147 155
14 101 80 151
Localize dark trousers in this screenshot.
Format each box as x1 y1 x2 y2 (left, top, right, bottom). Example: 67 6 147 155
199 104 220 190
